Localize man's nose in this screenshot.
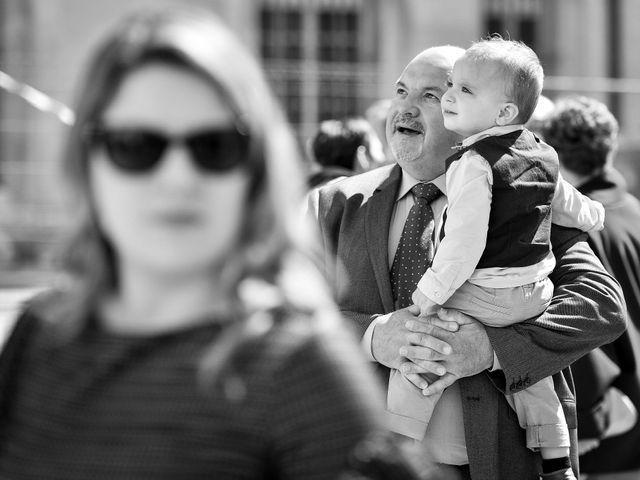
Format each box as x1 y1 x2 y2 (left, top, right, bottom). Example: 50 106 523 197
400 103 420 117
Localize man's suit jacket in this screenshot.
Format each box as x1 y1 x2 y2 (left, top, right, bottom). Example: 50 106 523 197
310 163 626 480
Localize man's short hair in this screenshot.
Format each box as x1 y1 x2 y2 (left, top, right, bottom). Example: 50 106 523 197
541 96 619 176
465 36 543 123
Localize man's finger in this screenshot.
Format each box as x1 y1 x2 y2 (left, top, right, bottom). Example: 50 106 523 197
403 334 452 355
400 359 446 377
422 372 457 395
402 372 429 390
405 317 459 333
437 308 475 325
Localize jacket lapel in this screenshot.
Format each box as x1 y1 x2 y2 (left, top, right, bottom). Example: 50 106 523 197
365 164 402 313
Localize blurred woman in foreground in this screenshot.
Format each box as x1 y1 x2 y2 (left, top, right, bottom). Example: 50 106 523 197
0 7 422 479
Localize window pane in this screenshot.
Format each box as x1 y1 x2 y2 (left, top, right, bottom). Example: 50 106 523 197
260 7 301 60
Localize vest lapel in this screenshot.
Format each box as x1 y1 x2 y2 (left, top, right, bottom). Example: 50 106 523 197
365 164 401 313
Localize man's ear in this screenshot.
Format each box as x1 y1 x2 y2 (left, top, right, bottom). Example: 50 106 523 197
495 102 519 126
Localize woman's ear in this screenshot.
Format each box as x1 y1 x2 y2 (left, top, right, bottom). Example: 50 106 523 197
495 102 519 126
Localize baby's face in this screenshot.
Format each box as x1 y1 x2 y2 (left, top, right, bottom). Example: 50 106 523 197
441 57 511 138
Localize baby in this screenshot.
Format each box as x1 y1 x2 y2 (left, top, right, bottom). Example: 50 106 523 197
387 37 604 480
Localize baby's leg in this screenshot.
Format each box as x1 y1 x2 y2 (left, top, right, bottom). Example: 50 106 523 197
441 278 553 327
386 369 443 440
506 377 570 452
507 378 575 479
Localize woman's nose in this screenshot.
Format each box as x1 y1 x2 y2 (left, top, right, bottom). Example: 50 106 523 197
155 143 201 186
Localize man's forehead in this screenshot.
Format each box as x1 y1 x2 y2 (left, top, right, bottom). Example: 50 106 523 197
397 56 448 88
415 46 463 68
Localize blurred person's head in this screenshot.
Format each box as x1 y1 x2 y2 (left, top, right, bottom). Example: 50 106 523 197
46 6 323 330
310 117 385 174
441 36 544 138
386 45 465 181
364 98 392 158
525 94 554 138
541 96 619 187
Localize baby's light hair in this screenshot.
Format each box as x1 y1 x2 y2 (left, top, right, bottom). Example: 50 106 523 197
464 36 543 123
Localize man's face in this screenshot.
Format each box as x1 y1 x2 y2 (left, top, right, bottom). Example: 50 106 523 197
386 48 463 181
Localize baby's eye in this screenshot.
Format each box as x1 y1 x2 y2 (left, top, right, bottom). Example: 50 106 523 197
462 86 472 94
395 87 407 96
445 80 453 88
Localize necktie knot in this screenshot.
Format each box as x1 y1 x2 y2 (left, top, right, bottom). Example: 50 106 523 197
412 183 442 204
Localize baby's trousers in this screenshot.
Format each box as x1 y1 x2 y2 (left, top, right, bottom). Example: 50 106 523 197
386 277 569 449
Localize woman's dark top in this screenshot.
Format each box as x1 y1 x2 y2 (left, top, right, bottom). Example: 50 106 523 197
0 309 386 479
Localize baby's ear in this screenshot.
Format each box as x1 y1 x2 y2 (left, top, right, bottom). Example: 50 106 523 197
495 102 519 126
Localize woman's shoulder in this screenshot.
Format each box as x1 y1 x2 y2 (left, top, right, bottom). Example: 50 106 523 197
257 308 384 404
260 308 363 364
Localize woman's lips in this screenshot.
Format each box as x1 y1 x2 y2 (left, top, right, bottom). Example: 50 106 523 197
154 210 202 226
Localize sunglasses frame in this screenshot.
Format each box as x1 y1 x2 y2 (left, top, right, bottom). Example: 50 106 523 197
84 123 252 174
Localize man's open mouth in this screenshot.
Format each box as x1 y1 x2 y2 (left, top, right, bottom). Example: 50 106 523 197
395 125 423 135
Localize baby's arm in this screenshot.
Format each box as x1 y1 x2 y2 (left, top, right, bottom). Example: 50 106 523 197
415 151 492 308
411 288 439 317
551 173 605 231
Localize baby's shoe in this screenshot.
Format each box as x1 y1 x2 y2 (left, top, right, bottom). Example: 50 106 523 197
539 468 577 480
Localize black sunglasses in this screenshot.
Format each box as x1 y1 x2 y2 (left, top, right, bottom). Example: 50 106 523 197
86 126 251 173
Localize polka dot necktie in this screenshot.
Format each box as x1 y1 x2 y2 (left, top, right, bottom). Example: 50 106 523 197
390 183 442 309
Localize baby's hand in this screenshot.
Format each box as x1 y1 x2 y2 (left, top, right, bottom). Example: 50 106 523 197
411 288 438 317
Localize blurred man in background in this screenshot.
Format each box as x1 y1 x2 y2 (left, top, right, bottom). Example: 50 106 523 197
543 95 640 480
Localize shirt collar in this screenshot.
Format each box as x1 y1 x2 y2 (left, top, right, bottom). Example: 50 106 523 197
396 170 446 202
453 124 525 150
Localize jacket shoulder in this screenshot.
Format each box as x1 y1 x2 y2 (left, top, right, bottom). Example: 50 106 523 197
316 164 398 199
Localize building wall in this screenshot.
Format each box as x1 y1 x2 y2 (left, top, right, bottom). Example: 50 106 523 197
376 0 480 98
620 0 640 148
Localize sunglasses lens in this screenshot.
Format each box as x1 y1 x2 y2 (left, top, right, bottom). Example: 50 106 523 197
101 130 167 172
89 127 251 173
187 130 250 172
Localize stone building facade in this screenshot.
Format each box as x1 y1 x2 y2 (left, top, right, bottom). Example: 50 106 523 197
0 0 639 274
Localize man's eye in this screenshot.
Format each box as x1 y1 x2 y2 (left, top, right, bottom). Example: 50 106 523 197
395 87 407 96
424 92 439 101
